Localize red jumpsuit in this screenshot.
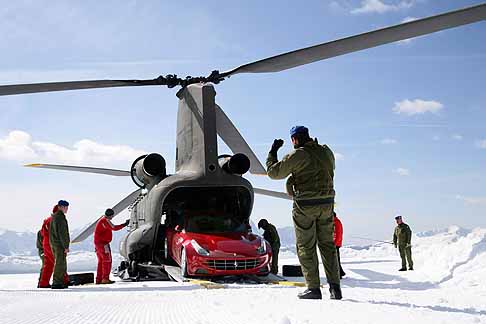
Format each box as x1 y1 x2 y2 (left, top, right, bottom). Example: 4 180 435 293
333 215 346 277
38 215 69 287
94 217 125 283
333 216 343 248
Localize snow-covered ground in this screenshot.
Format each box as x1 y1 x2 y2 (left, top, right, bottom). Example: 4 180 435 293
0 226 485 324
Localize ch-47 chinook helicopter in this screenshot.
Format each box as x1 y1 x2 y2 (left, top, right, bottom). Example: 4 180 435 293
0 4 484 279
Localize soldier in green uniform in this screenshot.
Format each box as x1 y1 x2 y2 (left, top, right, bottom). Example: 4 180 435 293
266 126 342 300
258 219 281 275
393 215 414 271
36 229 44 287
49 200 70 289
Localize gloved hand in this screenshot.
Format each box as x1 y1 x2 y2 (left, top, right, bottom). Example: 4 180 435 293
406 243 412 248
124 219 130 227
394 244 397 249
270 139 284 154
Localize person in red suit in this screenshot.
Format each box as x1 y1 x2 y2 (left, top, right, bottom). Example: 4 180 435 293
94 208 128 284
38 205 69 288
333 213 346 278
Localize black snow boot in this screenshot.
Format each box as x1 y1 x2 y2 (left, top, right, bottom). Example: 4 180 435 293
51 284 67 289
297 288 322 300
398 268 407 271
329 283 342 300
408 267 414 271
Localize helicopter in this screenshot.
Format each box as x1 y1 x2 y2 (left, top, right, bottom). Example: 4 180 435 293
0 4 484 279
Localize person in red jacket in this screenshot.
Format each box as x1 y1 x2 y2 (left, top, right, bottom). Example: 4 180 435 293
333 213 346 278
94 208 128 284
38 205 70 288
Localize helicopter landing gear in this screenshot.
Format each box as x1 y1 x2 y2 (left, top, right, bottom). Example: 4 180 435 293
128 260 139 281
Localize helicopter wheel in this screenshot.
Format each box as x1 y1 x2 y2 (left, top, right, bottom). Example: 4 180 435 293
180 248 189 278
128 260 139 279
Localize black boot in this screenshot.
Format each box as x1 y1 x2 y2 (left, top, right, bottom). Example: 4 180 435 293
398 268 407 271
297 288 322 300
329 283 342 300
51 284 67 289
408 266 414 271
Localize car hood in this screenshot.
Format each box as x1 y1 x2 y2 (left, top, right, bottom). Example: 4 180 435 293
186 232 263 257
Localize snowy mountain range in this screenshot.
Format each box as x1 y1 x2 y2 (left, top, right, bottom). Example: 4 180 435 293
0 225 126 256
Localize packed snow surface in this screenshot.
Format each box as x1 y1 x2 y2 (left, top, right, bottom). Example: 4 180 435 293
1 226 485 324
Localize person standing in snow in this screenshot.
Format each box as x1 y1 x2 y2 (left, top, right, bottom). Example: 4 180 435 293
333 213 346 278
36 228 44 287
94 208 128 284
49 200 71 289
258 219 281 275
393 215 414 271
266 126 341 300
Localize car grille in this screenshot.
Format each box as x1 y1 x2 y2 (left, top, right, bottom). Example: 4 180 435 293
206 258 261 271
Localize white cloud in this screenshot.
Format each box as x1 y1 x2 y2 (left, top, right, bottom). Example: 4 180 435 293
381 138 398 144
456 195 486 206
394 167 410 176
0 131 37 161
452 134 463 141
476 139 486 149
392 99 444 116
335 152 344 160
351 0 414 14
0 130 146 165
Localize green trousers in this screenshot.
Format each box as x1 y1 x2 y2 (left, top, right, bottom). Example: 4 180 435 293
52 245 67 286
271 245 280 275
293 202 340 288
398 245 413 269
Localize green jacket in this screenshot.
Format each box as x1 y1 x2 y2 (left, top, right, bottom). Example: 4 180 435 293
393 223 412 246
266 140 335 200
263 223 280 248
49 210 70 250
36 230 44 254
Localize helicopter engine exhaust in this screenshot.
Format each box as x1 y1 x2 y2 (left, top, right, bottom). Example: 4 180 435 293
131 153 166 187
218 153 250 175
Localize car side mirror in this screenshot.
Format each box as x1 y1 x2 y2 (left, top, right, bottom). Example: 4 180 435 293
175 225 182 232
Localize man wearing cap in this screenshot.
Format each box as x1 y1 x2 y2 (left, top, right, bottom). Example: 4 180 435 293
258 219 280 275
393 215 414 271
94 208 129 284
266 126 341 300
49 200 71 289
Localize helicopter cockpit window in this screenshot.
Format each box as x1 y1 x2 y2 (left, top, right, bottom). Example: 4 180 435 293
162 186 251 233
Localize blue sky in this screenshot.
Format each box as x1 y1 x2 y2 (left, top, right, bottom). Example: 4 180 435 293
0 0 485 243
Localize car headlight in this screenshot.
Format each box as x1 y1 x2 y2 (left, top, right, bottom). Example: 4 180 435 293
256 238 267 255
190 239 210 256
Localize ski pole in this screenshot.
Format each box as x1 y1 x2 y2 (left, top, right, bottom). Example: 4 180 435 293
349 236 394 245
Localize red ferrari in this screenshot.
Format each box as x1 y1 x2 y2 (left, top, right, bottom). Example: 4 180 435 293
165 213 272 277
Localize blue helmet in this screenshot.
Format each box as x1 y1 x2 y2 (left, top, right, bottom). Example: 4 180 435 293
58 200 69 207
290 126 309 137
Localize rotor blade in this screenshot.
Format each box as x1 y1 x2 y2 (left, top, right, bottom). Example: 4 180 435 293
254 188 292 201
221 3 486 76
215 104 267 175
0 78 165 97
71 188 141 243
25 163 130 176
